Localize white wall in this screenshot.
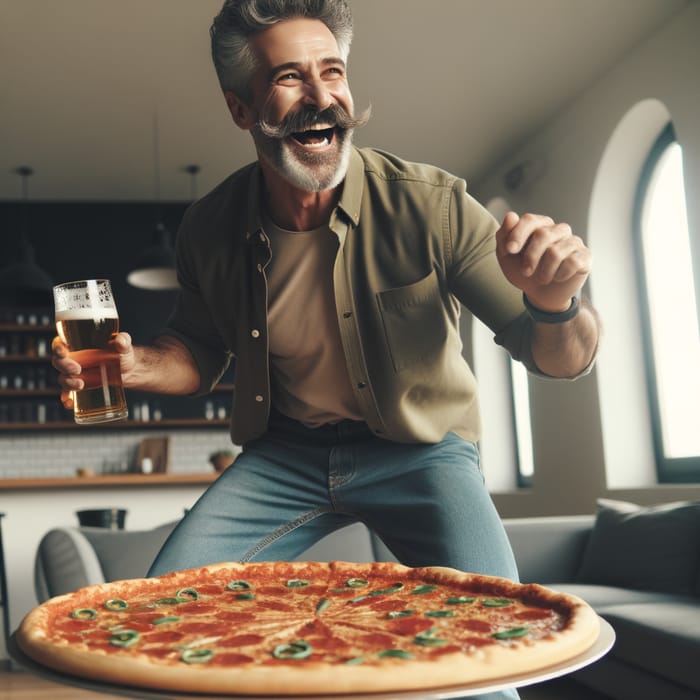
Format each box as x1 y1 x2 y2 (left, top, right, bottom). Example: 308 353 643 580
476 3 700 516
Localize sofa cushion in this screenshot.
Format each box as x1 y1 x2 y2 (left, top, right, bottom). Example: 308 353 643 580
599 600 700 693
543 583 688 610
575 499 700 595
504 515 593 583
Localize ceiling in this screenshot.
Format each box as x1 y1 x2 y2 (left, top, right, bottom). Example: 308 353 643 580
0 0 690 202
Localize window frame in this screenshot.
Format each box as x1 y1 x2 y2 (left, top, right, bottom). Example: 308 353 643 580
632 121 699 483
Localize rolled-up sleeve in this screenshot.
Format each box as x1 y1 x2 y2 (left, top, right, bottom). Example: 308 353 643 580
445 182 546 377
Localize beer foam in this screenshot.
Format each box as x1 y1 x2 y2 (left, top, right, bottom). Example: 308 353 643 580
55 308 119 322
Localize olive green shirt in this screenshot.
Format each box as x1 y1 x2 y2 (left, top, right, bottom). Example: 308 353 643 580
163 147 539 445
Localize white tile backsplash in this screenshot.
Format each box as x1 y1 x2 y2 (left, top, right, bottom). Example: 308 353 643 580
0 429 240 479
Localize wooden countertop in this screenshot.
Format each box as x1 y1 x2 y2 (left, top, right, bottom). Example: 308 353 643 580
0 472 218 490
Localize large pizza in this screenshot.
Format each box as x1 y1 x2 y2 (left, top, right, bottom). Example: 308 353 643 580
17 560 599 696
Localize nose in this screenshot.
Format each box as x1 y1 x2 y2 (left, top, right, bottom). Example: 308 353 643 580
303 76 333 111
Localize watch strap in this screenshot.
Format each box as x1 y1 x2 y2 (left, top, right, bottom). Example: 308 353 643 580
523 293 580 323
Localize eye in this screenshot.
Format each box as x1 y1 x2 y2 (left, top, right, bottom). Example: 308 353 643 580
324 66 345 79
275 72 301 85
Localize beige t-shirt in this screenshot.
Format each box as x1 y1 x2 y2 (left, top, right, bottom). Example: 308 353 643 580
264 216 362 427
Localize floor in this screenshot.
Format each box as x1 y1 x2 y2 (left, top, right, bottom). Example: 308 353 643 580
0 665 612 700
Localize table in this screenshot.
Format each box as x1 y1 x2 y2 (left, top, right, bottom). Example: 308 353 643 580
9 619 615 700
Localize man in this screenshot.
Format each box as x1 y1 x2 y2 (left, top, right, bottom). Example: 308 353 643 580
53 3 599 695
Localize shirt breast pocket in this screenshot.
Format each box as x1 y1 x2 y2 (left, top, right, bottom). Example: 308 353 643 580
377 269 448 372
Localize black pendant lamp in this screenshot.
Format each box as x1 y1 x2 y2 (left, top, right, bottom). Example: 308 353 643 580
0 167 54 307
126 220 178 290
127 115 179 291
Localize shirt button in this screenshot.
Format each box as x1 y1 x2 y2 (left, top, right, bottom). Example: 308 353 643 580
255 395 264 403
357 381 367 389
343 311 352 319
251 329 261 338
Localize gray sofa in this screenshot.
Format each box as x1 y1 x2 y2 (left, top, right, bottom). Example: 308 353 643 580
502 503 699 700
33 499 699 700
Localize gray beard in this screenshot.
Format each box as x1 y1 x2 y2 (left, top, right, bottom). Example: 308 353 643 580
252 127 353 192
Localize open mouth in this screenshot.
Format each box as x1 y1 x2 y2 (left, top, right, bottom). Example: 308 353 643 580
290 127 336 148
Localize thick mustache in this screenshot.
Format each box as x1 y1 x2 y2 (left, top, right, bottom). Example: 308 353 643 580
257 103 371 139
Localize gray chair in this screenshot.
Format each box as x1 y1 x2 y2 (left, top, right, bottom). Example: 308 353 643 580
34 519 383 602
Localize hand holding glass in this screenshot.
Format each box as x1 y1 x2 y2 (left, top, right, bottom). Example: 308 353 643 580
53 279 128 424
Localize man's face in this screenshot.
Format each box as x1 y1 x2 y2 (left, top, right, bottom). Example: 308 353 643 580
238 18 357 192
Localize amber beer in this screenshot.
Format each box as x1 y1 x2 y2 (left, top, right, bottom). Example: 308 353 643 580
53 280 128 424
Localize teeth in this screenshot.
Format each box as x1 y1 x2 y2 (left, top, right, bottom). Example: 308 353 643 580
305 137 330 148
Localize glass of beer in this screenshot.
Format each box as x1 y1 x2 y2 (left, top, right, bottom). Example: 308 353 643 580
53 279 128 424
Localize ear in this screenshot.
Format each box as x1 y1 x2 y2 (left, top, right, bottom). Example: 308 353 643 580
224 90 255 130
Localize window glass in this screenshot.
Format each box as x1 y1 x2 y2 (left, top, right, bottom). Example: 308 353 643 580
510 359 534 483
636 123 700 475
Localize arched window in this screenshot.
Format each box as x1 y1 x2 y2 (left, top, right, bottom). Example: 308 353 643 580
634 122 700 482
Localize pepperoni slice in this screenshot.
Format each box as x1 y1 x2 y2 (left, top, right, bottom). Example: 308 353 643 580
463 636 497 648
216 652 254 666
368 599 407 612
216 611 255 623
143 630 185 644
178 621 230 635
455 619 494 634
388 617 434 636
359 632 395 647
219 634 265 648
177 602 217 615
516 608 552 621
53 619 94 633
256 600 295 612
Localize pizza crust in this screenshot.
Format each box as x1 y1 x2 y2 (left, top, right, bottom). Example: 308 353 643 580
17 561 600 696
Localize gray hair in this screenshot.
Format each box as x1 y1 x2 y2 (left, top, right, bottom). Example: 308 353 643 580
210 0 354 101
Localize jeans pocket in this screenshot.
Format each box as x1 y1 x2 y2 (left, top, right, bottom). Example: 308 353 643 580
376 268 448 372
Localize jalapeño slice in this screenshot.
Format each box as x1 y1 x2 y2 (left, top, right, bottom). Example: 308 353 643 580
286 579 310 588
227 580 252 591
109 630 140 648
273 640 313 660
181 648 215 664
492 626 529 640
175 588 199 602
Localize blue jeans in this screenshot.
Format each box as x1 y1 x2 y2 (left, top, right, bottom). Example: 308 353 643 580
148 410 520 699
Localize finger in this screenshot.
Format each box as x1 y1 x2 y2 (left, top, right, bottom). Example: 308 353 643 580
60 390 75 410
502 213 555 255
532 239 590 286
495 211 521 253
51 351 82 376
51 335 69 357
59 373 84 392
551 240 592 284
113 331 132 353
518 222 572 277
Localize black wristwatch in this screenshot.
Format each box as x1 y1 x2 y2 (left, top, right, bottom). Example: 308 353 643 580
523 293 580 324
